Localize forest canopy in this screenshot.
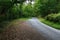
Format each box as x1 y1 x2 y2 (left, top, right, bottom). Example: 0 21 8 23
0 0 60 21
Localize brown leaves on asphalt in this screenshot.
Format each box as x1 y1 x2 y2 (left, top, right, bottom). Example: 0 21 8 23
0 20 47 40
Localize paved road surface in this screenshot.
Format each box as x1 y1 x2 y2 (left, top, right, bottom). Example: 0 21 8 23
26 18 60 40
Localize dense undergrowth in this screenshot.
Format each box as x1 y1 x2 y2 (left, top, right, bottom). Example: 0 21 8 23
39 18 60 30
45 13 60 23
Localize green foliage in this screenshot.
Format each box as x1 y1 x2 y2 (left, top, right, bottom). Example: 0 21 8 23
22 2 35 17
34 0 60 17
39 18 60 29
0 1 13 14
0 0 26 14
45 13 60 23
0 0 26 21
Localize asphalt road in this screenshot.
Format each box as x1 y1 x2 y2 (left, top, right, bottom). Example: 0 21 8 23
26 18 60 40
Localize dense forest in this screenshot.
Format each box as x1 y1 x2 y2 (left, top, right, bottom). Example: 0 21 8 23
0 0 60 30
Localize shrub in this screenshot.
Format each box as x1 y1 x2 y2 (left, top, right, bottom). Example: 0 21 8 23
45 13 60 23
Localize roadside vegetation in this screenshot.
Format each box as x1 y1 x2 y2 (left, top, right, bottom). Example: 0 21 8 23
45 13 60 23
39 13 60 29
39 18 60 30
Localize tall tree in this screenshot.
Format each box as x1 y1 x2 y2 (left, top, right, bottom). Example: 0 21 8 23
0 0 26 15
34 0 60 17
22 0 35 17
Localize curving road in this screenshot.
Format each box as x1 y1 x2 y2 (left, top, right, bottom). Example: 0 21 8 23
26 18 60 40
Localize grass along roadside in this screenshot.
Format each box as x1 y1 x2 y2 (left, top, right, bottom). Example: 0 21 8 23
39 18 60 30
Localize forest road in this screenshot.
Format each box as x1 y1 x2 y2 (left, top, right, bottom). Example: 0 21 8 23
26 18 60 40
